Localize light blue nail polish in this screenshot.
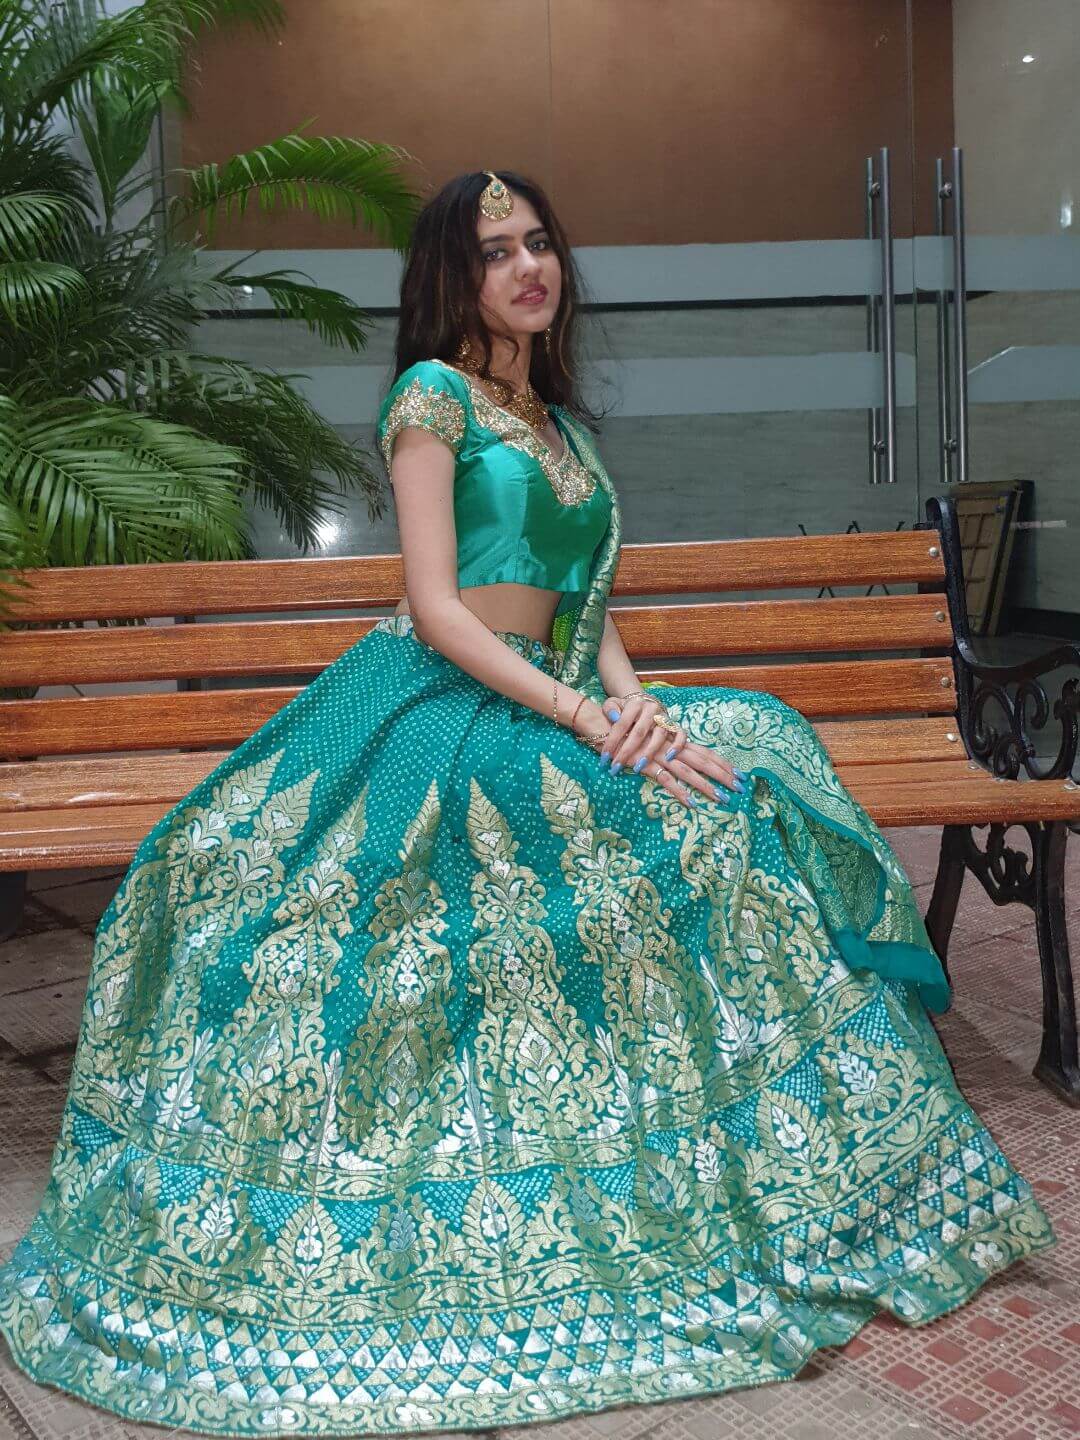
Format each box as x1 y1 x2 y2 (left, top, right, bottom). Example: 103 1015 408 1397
688 793 700 804
711 784 728 801
734 768 749 781
611 760 622 774
632 755 647 773
664 746 677 761
600 749 611 764
606 707 621 722
734 780 746 794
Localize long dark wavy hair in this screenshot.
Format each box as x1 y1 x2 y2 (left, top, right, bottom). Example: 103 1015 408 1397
388 170 606 431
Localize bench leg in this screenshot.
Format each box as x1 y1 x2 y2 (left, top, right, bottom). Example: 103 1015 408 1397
925 824 967 978
924 821 1079 1106
1031 822 1080 1106
0 870 28 943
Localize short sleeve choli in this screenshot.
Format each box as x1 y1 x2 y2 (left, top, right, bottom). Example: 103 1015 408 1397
376 361 468 471
375 359 612 606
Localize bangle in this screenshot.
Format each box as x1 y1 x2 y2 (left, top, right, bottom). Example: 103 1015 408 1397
575 729 611 752
618 687 670 716
569 693 588 732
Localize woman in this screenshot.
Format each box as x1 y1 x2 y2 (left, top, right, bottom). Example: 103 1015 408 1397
0 170 1056 1436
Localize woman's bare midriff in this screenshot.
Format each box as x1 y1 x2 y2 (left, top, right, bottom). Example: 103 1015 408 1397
393 582 563 645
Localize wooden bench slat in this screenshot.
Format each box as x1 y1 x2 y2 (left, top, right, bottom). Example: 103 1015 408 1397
844 774 1080 827
4 768 1075 870
0 597 954 693
612 532 947 593
614 596 953 656
0 803 173 868
1 608 958 718
5 744 978 816
0 690 300 757
643 659 957 715
1 688 963 761
3 532 946 622
0 753 234 809
814 718 964 764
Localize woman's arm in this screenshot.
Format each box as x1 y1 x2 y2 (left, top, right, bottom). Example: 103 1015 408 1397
389 424 609 735
596 606 641 701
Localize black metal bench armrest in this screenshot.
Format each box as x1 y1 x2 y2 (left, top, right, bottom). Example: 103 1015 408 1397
925 493 1080 782
955 639 1080 781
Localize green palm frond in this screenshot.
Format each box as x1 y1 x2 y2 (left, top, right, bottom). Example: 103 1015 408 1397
175 133 422 249
0 259 88 328
0 190 83 260
0 393 251 565
74 73 174 221
0 130 96 216
5 1 184 124
219 268 373 351
133 354 385 543
0 488 41 628
5 234 214 398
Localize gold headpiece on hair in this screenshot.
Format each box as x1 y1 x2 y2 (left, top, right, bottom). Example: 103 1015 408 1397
479 170 513 220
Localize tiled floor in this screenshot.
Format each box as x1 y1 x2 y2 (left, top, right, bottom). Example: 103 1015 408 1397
0 826 1077 1440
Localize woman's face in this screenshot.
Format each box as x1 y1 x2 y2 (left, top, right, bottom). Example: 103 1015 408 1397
474 193 562 344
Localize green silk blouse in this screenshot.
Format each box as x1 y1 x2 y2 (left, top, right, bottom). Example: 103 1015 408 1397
376 359 613 619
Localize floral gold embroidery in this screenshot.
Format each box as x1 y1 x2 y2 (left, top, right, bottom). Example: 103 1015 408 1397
431 358 598 507
379 375 467 471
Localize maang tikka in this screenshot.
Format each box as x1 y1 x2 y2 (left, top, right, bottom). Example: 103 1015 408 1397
479 170 513 220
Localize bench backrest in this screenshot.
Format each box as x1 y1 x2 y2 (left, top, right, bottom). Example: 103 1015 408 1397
0 529 959 769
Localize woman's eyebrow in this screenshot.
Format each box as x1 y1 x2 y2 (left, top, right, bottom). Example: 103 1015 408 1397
480 226 548 244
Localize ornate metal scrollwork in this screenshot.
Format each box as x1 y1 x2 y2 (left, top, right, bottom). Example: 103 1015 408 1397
957 822 1036 907
970 671 1080 781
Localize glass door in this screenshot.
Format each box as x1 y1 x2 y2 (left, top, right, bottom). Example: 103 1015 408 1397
549 0 925 577
910 0 1080 648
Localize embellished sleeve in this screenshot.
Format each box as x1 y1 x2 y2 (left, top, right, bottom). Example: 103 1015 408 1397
376 361 468 474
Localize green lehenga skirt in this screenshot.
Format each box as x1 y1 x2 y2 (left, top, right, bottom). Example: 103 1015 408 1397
0 613 1056 1436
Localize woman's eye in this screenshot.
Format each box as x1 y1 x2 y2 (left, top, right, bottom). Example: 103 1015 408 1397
482 238 549 262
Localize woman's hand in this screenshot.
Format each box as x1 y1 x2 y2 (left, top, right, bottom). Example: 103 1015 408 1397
599 692 747 810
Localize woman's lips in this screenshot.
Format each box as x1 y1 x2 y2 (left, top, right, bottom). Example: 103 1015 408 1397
516 289 547 304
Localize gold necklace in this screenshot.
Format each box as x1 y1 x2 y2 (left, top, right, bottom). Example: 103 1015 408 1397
453 336 550 429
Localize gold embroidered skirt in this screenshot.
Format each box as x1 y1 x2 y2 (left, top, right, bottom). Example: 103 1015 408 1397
0 614 1055 1435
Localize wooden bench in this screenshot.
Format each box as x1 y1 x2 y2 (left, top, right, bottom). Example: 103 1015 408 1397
2 495 1078 1102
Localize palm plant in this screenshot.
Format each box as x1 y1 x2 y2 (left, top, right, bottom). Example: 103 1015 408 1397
0 0 422 626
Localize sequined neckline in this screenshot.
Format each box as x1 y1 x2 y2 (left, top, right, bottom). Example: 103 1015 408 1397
431 359 569 466
429 358 598 507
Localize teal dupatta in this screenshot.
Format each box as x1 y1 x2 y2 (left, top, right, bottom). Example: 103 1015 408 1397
549 419 950 1014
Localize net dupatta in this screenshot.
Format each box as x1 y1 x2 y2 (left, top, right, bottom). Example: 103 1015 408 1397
550 416 622 702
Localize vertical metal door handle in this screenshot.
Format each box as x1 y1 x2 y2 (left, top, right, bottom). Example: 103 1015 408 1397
865 156 881 487
935 156 954 487
867 147 898 484
937 146 970 485
951 146 970 486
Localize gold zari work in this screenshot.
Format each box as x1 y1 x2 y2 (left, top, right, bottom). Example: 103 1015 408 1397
378 376 468 471
432 359 598 507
